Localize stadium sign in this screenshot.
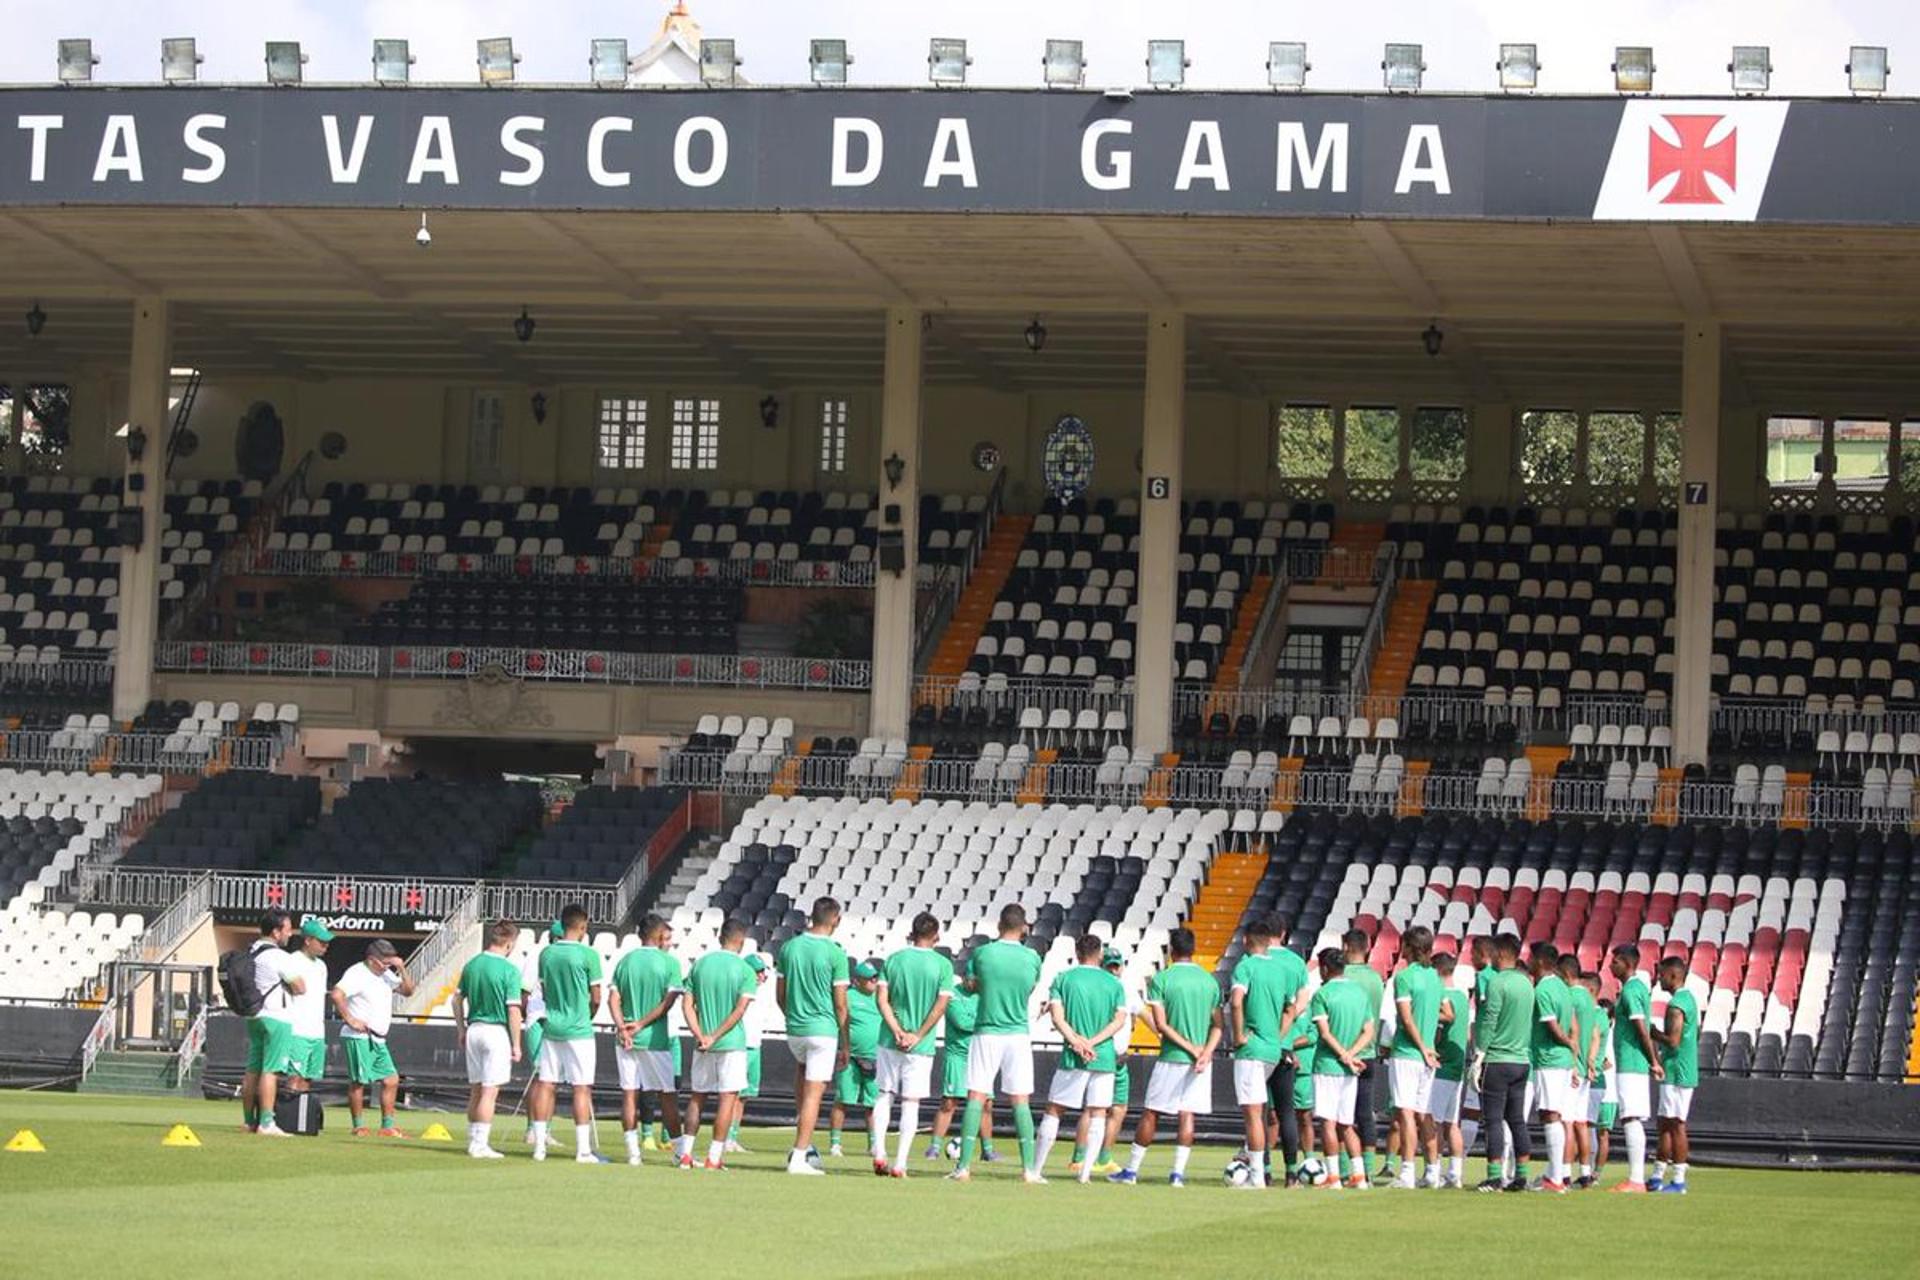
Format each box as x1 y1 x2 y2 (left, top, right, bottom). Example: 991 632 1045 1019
1 88 1916 224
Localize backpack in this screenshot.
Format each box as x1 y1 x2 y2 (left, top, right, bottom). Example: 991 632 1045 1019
218 944 268 1017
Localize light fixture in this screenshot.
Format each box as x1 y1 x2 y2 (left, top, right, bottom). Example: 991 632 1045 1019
700 38 740 86
1730 45 1771 94
415 212 432 248
265 41 307 85
1498 43 1539 91
513 307 536 343
373 39 414 84
928 37 970 85
1383 43 1425 92
161 37 202 84
590 37 629 87
1422 323 1443 357
530 392 548 425
319 431 349 461
758 395 780 430
1147 39 1189 89
1024 317 1047 354
1613 46 1655 94
809 38 851 85
477 37 519 85
1266 42 1309 90
1848 46 1889 95
25 302 46 337
883 452 906 491
1043 38 1085 88
125 426 147 463
57 38 98 84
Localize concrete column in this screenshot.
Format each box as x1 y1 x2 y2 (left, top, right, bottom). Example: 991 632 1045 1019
113 298 170 722
868 306 923 742
1672 320 1721 768
1132 311 1186 755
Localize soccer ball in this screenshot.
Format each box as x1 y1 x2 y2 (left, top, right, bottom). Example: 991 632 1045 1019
1299 1157 1325 1183
944 1136 963 1161
1224 1157 1255 1187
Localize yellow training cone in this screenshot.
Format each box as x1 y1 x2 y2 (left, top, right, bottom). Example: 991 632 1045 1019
160 1124 202 1148
4 1129 45 1152
419 1123 453 1143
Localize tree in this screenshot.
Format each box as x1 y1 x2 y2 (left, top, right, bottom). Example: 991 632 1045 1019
1518 411 1579 487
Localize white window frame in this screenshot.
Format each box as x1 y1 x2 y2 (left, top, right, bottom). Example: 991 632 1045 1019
596 395 649 472
671 396 721 471
819 396 850 474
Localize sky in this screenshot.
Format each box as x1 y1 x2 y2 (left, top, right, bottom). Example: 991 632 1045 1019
1 0 1915 96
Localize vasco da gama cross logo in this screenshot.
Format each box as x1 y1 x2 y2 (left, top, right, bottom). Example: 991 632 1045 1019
1648 114 1737 206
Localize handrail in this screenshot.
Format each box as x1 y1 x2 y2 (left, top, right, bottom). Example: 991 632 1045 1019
1237 555 1294 690
913 562 962 673
1348 550 1401 705
70 869 212 1003
248 547 880 587
401 882 482 979
1 729 281 773
174 1005 210 1078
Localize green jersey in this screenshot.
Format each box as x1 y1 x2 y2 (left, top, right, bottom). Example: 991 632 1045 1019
1347 963 1386 1019
1475 965 1492 1004
845 986 881 1058
777 932 850 1037
1587 1000 1613 1084
1049 964 1127 1071
1308 976 1371 1074
1230 950 1294 1063
877 945 954 1056
1435 988 1471 1081
1390 962 1444 1062
537 940 603 1041
1569 986 1602 1076
687 950 755 1053
942 985 980 1057
1475 967 1534 1065
966 939 1043 1034
1530 973 1577 1069
1613 975 1655 1074
457 951 523 1026
1146 962 1221 1065
610 946 683 1051
1661 987 1700 1088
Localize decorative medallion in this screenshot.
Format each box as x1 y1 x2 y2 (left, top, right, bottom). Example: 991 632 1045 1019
1043 415 1094 504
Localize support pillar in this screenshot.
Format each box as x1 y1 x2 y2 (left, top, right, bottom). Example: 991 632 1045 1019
112 298 170 723
868 305 923 742
1672 320 1721 768
1132 311 1186 756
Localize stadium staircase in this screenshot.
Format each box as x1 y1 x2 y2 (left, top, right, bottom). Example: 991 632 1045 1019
1317 521 1384 584
1359 576 1436 717
925 514 1033 682
1203 572 1276 718
79 1049 201 1098
1183 850 1269 973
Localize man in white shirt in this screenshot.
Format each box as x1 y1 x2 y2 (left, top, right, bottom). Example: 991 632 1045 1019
330 939 416 1137
242 910 303 1136
284 919 334 1098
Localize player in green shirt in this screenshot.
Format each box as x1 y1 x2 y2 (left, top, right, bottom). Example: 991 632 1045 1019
874 912 954 1177
452 919 526 1159
954 904 1044 1182
1113 928 1222 1187
607 913 685 1166
1607 943 1661 1192
1651 956 1699 1194
1305 948 1377 1189
1285 988 1319 1185
1228 916 1288 1190
681 917 757 1171
777 896 851 1176
1473 933 1534 1192
1036 934 1129 1184
1527 941 1581 1192
1339 929 1388 1175
829 962 883 1158
1081 945 1136 1176
1428 952 1472 1188
529 905 606 1163
1386 926 1443 1189
1557 954 1600 1187
1578 968 1614 1188
924 978 999 1164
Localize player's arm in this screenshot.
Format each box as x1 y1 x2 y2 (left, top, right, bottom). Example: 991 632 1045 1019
389 959 415 998
1397 993 1437 1067
1542 1004 1578 1051
1656 1004 1684 1050
329 983 367 1034
282 966 306 996
636 985 679 1032
1194 1005 1224 1070
833 982 852 1063
775 974 788 1011
450 988 467 1046
876 981 908 1044
607 985 630 1043
681 989 709 1049
1630 1001 1663 1076
1437 997 1455 1026
1584 1019 1602 1079
588 980 605 1024
1146 1000 1195 1059
706 993 752 1045
1229 984 1249 1048
909 990 950 1051
1048 998 1091 1060
1351 1016 1375 1063
1313 1012 1355 1071
507 1003 523 1062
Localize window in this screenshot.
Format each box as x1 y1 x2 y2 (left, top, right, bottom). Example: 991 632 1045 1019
1273 404 1334 477
1586 411 1647 487
468 391 504 479
17 383 71 473
819 397 849 473
1518 409 1579 487
1902 421 1920 500
671 397 721 471
1652 412 1682 491
1765 416 1823 488
1408 407 1468 480
596 397 648 471
1343 407 1400 480
1833 418 1892 491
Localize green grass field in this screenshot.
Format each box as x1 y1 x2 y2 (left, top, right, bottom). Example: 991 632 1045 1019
3 1092 1918 1279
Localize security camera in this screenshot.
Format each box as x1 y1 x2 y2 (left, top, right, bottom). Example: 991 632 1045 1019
415 211 432 248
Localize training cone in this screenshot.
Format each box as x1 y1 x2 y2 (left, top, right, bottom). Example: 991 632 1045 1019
4 1129 46 1153
419 1123 453 1143
160 1124 202 1148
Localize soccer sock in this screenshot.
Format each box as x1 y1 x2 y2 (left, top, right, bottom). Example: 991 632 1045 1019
1515 1162 1531 1183
576 1124 594 1157
1126 1142 1150 1174
1172 1145 1193 1176
956 1099 983 1171
1580 1161 1593 1180
831 1127 843 1149
624 1128 641 1158
894 1099 920 1171
1449 1155 1464 1180
1083 1117 1106 1181
673 1133 695 1161
727 1122 739 1143
1385 1153 1401 1174
1673 1162 1688 1185
1625 1121 1647 1182
1033 1113 1062 1173
1544 1121 1565 1180
1013 1102 1036 1172
381 1111 395 1130
244 1104 258 1127
1249 1150 1265 1185
1654 1159 1669 1182
1337 1152 1351 1178
530 1120 549 1151
1071 1143 1086 1164
708 1139 724 1165
469 1121 490 1150
872 1093 893 1161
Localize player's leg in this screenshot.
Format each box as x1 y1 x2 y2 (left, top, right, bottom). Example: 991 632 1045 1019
1269 1058 1299 1179
1670 1115 1690 1190
378 1068 403 1136
789 1037 833 1171
1475 1066 1509 1189
892 1067 926 1175
1120 1105 1159 1177
1170 1108 1198 1185
1505 1068 1533 1185
928 1095 955 1157
829 1097 848 1157
347 1080 367 1134
1234 1059 1268 1186
1353 1059 1377 1166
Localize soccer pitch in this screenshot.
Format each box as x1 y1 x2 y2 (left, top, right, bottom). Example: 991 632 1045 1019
3 1094 1917 1279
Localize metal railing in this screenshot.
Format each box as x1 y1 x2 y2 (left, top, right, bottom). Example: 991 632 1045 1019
157 640 382 678
401 883 482 979
69 870 213 1002
913 673 1134 715
611 791 710 919
79 1004 114 1079
0 729 281 773
1285 542 1395 586
0 658 114 690
1347 554 1402 704
913 563 962 671
1714 697 1920 742
1236 557 1294 688
481 881 620 923
251 547 879 587
174 1005 210 1076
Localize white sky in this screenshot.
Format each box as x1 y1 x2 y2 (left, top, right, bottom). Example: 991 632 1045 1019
0 0 1913 96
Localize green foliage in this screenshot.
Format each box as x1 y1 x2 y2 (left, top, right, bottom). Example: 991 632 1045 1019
1344 408 1399 480
1273 405 1467 482
1518 410 1579 487
1272 405 1334 477
1410 408 1468 481
1587 412 1646 487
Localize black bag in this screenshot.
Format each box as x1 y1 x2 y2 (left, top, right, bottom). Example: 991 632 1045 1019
274 1092 325 1136
217 946 267 1017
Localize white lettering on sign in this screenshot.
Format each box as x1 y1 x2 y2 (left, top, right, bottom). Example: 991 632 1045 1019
1394 124 1450 195
182 113 227 184
17 115 63 183
1080 119 1132 191
832 117 883 186
674 116 728 188
923 118 978 188
500 116 546 186
587 116 632 187
1276 122 1348 192
92 115 142 183
321 115 374 184
1174 121 1230 191
405 115 459 185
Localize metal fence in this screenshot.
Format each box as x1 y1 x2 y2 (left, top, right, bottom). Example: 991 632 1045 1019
0 658 114 690
913 673 1135 716
1285 543 1395 586
1347 553 1400 703
0 729 281 773
1714 697 1920 743
251 548 879 587
400 883 481 980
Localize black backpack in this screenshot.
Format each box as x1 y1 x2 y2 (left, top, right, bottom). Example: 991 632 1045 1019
218 944 269 1017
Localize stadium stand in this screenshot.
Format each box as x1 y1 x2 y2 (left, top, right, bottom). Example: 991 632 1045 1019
350 580 742 652
123 772 322 871
0 768 161 907
0 893 145 1001
513 785 689 883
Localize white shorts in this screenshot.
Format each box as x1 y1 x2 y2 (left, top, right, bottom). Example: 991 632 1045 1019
966 1032 1035 1097
1657 1084 1694 1121
1389 1058 1435 1113
1048 1068 1116 1111
1232 1058 1277 1107
537 1036 597 1087
875 1046 935 1099
1311 1072 1358 1125
1615 1072 1652 1121
1427 1076 1464 1125
788 1034 839 1084
465 1022 512 1087
615 1045 676 1093
1587 1081 1608 1124
1531 1066 1577 1116
1565 1074 1590 1119
691 1049 747 1094
1144 1060 1213 1117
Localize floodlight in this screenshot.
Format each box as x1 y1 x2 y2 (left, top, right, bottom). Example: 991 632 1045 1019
809 38 851 85
265 41 307 86
1043 38 1085 88
477 37 519 85
372 39 414 84
161 37 202 84
699 39 740 87
1383 43 1425 92
57 38 98 84
1498 43 1538 91
590 38 628 87
1613 46 1655 93
1266 42 1308 90
1147 39 1188 89
1730 46 1771 94
1848 46 1889 95
929 37 970 85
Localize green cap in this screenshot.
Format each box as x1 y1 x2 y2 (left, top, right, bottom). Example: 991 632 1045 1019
300 918 335 943
548 919 564 940
1102 946 1124 968
745 954 768 973
853 961 879 980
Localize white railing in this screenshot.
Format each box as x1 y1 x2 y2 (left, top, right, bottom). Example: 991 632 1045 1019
1236 558 1294 690
1715 698 1920 742
70 870 213 1004
400 882 482 982
1347 555 1402 704
0 729 281 773
0 658 114 690
174 1004 210 1078
914 673 1134 715
79 1004 114 1079
252 547 879 587
156 640 382 678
